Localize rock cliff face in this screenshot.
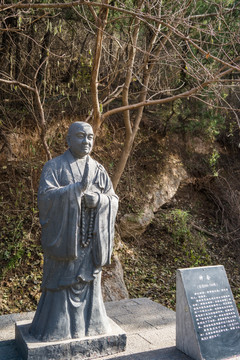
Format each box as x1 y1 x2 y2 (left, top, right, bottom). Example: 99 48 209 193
119 154 188 238
101 134 240 303
105 154 189 301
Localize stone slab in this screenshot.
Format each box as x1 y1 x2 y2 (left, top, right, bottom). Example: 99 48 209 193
176 266 240 360
15 318 126 360
0 298 194 359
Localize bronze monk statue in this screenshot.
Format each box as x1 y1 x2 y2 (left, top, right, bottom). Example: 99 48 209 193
30 121 118 341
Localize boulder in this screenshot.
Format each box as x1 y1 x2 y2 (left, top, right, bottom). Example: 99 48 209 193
119 155 188 238
102 254 129 301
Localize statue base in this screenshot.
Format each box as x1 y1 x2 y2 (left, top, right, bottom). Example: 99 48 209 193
15 318 127 360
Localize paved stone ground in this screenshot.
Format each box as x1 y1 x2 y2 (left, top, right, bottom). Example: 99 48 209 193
0 298 192 360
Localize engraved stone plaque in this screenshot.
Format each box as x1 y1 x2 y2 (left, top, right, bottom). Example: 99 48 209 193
176 265 240 360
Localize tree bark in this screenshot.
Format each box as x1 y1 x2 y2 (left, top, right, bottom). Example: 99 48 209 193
90 1 109 134
111 1 144 189
112 10 170 189
37 30 51 86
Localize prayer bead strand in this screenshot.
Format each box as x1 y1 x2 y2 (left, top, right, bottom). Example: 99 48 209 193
81 198 95 248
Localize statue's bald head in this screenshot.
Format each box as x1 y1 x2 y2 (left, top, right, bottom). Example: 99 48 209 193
68 121 93 137
67 122 94 158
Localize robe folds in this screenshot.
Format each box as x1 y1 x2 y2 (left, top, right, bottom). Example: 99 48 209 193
30 150 118 341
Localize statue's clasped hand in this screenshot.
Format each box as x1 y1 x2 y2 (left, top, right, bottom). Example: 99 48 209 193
83 192 99 208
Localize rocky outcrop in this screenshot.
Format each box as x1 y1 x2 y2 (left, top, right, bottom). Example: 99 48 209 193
102 254 129 301
119 154 188 238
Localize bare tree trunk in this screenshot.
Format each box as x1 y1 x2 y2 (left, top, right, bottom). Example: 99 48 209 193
90 1 109 134
111 1 191 189
37 30 51 86
111 1 144 189
34 85 52 160
112 5 168 190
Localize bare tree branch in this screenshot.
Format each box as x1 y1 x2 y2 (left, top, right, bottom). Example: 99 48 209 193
102 66 235 121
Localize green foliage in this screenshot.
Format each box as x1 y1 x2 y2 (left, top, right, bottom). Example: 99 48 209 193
0 162 44 314
162 98 226 143
209 148 220 176
165 209 191 244
76 55 92 92
0 177 41 277
186 108 226 142
163 209 210 266
0 214 25 273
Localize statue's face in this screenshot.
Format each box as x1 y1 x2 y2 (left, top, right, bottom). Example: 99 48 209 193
68 123 94 158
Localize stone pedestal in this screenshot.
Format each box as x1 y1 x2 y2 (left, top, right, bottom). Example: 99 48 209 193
15 318 126 360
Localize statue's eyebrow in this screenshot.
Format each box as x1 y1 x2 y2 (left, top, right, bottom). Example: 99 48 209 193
75 131 93 136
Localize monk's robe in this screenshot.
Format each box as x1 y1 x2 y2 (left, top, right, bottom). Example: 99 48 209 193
30 149 118 341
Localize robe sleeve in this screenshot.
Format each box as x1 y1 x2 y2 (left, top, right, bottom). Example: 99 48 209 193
92 166 118 267
38 158 83 260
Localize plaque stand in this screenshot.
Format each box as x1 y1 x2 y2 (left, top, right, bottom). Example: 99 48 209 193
176 270 201 360
176 265 240 360
15 318 126 360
